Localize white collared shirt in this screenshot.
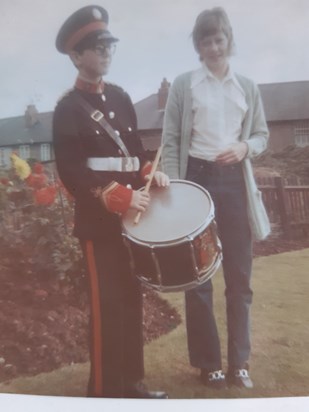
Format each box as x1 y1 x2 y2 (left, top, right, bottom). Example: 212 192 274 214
189 64 248 161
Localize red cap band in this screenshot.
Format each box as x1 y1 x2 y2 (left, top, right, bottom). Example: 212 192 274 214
64 21 107 52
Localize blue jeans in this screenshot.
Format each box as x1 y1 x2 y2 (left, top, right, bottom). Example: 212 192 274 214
185 156 253 371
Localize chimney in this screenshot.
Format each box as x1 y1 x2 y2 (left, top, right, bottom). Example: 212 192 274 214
158 78 170 111
25 104 39 128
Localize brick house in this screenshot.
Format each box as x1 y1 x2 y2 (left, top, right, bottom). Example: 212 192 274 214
0 105 53 168
135 79 309 154
259 81 309 151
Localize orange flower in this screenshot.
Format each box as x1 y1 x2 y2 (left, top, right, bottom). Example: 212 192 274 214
33 163 44 174
26 173 47 189
34 186 57 205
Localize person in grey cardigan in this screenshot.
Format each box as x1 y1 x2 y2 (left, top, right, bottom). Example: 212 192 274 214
162 7 270 389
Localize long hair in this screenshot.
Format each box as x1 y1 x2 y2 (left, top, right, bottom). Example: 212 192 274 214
192 7 235 56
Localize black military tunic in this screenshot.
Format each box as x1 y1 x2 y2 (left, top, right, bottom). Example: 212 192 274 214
53 79 148 397
53 80 149 241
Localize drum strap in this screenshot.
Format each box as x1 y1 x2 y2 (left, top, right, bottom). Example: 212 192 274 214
75 94 131 158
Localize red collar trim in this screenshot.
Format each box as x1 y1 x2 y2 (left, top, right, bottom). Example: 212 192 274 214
75 77 104 94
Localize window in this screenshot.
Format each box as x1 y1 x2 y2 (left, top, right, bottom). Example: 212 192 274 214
294 121 309 147
0 148 11 168
40 143 51 161
19 145 30 160
295 135 309 147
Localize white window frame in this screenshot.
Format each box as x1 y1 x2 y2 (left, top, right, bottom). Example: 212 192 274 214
294 121 309 147
295 135 309 147
19 145 30 160
40 143 51 161
0 148 11 168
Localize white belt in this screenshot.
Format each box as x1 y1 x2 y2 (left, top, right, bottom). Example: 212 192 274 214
87 157 140 172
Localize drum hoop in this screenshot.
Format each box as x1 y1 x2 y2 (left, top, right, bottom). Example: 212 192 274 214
122 179 215 246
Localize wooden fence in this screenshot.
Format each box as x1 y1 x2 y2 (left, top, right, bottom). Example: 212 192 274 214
257 176 309 238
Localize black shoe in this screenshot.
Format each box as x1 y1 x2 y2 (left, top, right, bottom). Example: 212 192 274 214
124 382 168 399
200 369 226 389
226 364 253 389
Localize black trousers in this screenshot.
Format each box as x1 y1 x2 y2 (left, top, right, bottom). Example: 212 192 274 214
80 236 144 398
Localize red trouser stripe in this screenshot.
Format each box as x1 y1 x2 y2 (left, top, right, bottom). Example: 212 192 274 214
85 240 103 396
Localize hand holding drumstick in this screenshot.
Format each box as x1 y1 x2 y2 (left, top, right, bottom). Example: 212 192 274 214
133 146 169 224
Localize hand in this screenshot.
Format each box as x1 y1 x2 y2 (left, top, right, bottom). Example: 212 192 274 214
215 142 248 165
145 171 170 187
129 190 150 212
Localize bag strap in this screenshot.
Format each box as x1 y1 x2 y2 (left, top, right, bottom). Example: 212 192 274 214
75 94 131 157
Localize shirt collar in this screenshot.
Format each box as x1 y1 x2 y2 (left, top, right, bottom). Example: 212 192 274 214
191 63 245 96
75 76 105 94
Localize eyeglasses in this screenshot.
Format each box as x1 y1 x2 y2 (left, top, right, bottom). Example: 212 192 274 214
92 44 117 56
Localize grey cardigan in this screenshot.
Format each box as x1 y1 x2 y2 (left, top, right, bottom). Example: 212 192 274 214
161 71 271 240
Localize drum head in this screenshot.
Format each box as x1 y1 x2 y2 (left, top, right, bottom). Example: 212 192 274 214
122 180 213 244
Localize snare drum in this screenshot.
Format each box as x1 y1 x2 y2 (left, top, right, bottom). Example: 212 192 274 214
121 180 222 292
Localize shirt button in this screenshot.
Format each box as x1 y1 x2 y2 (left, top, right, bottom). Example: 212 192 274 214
109 111 115 119
115 130 120 136
102 94 106 102
128 127 132 132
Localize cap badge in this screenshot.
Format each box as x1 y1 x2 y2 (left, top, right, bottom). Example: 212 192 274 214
92 8 102 20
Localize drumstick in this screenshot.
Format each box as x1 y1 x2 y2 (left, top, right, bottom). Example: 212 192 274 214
134 145 163 225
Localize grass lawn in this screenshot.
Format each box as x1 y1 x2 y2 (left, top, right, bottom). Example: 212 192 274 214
144 249 309 398
0 249 308 399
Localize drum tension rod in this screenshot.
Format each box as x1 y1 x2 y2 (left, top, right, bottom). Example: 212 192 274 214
150 246 163 287
187 236 200 279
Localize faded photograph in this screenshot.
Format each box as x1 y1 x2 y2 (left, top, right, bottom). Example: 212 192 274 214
0 0 308 409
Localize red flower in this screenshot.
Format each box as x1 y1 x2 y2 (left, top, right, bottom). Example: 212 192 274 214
33 163 44 174
26 173 47 189
34 186 57 205
0 177 10 186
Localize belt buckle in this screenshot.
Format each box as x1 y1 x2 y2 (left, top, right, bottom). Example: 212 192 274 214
91 110 104 122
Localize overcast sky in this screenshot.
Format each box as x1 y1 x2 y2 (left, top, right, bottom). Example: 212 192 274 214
1 0 309 119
